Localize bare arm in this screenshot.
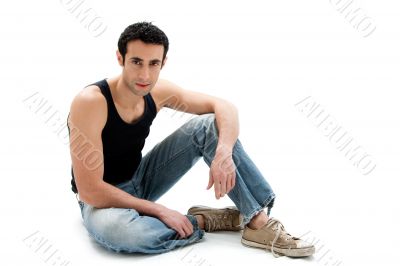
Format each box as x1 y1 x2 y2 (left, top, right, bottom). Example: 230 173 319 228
153 79 240 199
68 87 193 237
154 79 240 150
213 100 239 152
208 100 239 198
68 87 160 212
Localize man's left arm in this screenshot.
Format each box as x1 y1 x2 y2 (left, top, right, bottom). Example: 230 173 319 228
154 79 240 199
208 100 239 199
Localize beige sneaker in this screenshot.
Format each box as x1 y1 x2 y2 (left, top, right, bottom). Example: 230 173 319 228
187 205 243 232
241 217 315 257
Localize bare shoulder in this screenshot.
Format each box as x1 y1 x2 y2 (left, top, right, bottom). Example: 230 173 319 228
69 85 107 131
72 85 104 103
151 78 169 97
152 78 177 93
151 79 181 111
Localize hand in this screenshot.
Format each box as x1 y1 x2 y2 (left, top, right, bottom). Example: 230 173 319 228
207 147 236 199
158 206 194 239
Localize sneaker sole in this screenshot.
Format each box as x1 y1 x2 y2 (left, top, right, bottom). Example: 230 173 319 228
187 205 244 231
241 238 315 257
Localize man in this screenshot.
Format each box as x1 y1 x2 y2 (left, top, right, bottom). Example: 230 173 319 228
68 21 315 257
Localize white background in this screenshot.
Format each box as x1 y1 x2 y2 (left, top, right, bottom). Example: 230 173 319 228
1 0 399 265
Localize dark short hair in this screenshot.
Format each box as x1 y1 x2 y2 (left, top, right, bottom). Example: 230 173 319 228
118 22 169 64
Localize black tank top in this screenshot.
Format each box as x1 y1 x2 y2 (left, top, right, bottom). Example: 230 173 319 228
69 79 157 193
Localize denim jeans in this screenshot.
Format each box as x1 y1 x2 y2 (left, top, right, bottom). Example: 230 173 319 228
78 113 275 254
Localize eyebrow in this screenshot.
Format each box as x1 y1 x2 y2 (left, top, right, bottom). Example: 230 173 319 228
129 57 162 64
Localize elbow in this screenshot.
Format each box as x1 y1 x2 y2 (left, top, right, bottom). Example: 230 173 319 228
230 102 239 115
79 194 107 209
77 183 106 208
214 99 238 114
78 191 98 207
225 100 239 117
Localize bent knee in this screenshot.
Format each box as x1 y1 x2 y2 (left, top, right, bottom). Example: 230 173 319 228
84 209 167 253
191 113 217 132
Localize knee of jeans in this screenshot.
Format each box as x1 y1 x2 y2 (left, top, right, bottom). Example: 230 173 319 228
84 208 149 252
200 113 215 124
193 113 217 134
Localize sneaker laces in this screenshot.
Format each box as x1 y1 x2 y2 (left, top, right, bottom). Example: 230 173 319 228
267 218 297 257
205 212 235 232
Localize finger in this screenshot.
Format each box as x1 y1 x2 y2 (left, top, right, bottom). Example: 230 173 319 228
220 177 227 197
183 217 194 237
230 173 235 191
226 175 233 194
229 172 236 191
182 222 192 237
206 171 214 190
185 217 194 235
230 172 236 190
228 173 235 192
177 228 186 239
215 181 221 199
180 226 189 238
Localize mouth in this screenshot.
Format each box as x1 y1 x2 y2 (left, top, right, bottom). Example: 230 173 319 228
135 83 150 89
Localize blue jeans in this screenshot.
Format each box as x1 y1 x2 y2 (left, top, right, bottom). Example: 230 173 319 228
78 114 275 254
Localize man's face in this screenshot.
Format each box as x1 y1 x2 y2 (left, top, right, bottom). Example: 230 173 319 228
118 40 165 96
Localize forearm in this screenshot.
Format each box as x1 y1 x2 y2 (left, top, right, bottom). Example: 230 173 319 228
213 100 239 152
79 181 165 217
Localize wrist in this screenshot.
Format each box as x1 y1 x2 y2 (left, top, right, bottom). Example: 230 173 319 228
154 203 168 218
216 143 233 157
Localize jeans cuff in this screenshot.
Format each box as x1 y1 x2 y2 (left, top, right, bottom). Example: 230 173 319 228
186 214 203 232
241 193 276 227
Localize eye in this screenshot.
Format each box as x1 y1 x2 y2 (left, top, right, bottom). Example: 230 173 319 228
131 60 141 65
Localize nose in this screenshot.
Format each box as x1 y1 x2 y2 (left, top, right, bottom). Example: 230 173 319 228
138 66 150 81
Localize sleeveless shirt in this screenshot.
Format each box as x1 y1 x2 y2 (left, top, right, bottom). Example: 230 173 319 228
69 79 157 193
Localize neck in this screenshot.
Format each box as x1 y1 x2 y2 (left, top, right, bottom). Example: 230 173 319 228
110 75 142 109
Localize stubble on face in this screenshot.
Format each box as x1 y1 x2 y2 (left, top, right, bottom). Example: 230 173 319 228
124 77 154 96
120 40 164 97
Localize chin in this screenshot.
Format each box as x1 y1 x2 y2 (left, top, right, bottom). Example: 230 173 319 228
132 88 150 96
126 84 146 95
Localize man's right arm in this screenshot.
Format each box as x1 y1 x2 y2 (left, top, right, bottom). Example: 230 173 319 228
68 88 161 213
68 87 193 238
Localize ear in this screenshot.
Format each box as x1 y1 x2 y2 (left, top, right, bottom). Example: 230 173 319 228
161 56 168 69
116 50 124 67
